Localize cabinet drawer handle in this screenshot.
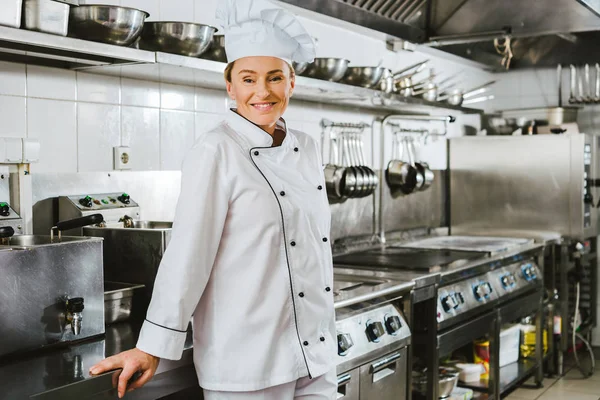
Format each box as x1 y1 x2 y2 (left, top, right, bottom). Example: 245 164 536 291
337 373 351 386
370 352 402 373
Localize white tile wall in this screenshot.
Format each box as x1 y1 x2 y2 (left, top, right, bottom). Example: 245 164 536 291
122 78 160 108
77 103 121 172
160 110 195 170
77 72 121 104
0 61 26 97
122 106 160 170
27 65 76 101
0 95 26 138
161 83 195 111
27 99 77 173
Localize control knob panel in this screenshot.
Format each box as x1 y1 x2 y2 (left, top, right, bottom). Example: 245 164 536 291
473 282 493 301
365 320 385 342
66 193 139 211
337 333 354 356
385 315 403 335
521 263 538 281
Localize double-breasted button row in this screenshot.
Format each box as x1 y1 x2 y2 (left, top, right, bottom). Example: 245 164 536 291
302 337 326 347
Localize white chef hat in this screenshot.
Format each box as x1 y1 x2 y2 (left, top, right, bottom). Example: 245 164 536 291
215 0 316 65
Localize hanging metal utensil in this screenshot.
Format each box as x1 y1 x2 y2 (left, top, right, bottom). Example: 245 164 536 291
569 65 577 104
595 63 600 103
585 64 593 103
577 65 585 103
323 126 347 201
410 136 434 192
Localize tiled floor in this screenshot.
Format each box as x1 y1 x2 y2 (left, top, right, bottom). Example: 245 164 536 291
505 365 600 400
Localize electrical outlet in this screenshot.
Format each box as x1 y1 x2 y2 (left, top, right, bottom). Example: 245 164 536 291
114 147 132 170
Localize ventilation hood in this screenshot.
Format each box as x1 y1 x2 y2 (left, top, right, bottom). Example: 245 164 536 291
279 0 600 70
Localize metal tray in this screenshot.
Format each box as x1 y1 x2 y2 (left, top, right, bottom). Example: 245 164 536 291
104 281 145 325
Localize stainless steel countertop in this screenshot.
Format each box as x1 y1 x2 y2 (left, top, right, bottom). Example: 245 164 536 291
0 318 195 400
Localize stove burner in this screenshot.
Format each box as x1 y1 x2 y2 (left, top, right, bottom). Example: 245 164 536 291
334 247 485 272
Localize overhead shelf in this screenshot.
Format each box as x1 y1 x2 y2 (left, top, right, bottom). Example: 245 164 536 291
0 26 482 114
89 53 483 114
0 26 155 69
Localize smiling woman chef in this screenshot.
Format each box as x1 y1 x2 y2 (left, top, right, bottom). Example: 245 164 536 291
89 0 336 399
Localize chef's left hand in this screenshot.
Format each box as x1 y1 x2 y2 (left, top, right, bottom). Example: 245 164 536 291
89 348 160 398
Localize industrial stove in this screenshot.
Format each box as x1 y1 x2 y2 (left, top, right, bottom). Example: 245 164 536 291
333 234 546 400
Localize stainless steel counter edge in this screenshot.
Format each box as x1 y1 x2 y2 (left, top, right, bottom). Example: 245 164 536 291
333 280 415 309
0 320 196 400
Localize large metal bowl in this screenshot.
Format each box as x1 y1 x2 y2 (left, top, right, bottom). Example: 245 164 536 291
201 34 227 62
292 61 309 75
302 58 350 82
139 22 217 57
68 5 149 46
341 66 388 89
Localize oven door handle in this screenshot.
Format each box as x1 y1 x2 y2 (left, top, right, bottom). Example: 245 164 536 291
370 351 402 374
337 373 352 386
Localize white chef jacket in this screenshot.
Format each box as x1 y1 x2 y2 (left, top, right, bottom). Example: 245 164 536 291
136 110 337 391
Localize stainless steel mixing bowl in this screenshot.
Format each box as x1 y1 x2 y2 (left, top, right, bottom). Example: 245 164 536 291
292 61 309 75
201 34 227 62
68 5 149 46
302 58 350 82
341 66 388 88
139 22 217 57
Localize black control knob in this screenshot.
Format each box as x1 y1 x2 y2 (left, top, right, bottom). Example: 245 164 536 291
442 294 458 312
456 292 465 304
337 333 354 356
118 193 130 205
365 321 385 342
0 202 9 217
385 315 402 334
79 196 93 208
584 192 594 205
66 297 85 313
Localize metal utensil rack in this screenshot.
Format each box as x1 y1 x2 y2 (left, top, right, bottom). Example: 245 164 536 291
375 114 455 244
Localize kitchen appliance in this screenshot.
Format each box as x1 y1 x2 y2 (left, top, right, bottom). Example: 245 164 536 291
0 200 23 234
59 193 171 305
23 0 70 36
0 0 23 28
333 274 413 400
0 226 104 358
450 134 598 240
334 235 545 399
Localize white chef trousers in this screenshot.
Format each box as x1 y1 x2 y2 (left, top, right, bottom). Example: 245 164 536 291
202 369 337 400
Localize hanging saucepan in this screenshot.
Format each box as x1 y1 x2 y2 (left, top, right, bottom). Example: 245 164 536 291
356 131 378 195
324 131 348 201
352 131 374 197
409 137 434 192
386 134 419 195
344 130 366 198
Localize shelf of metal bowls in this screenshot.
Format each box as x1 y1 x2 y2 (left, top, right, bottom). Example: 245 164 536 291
68 4 149 46
300 58 350 82
139 22 217 58
22 0 70 36
200 34 227 62
339 66 391 92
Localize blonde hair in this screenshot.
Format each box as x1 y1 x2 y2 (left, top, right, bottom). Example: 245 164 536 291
224 60 295 82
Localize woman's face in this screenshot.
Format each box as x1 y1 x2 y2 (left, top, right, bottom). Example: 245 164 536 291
226 56 295 135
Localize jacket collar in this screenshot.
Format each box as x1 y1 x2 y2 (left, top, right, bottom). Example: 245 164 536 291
225 109 293 149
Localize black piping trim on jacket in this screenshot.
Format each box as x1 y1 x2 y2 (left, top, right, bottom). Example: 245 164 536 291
145 319 187 333
248 146 312 379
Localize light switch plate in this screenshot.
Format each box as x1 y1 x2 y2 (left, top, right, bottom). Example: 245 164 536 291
114 146 132 170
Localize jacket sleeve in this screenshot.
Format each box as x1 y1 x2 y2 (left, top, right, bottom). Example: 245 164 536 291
136 142 229 360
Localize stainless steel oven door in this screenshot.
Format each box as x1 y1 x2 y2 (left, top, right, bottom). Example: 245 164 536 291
359 347 407 400
337 369 359 400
